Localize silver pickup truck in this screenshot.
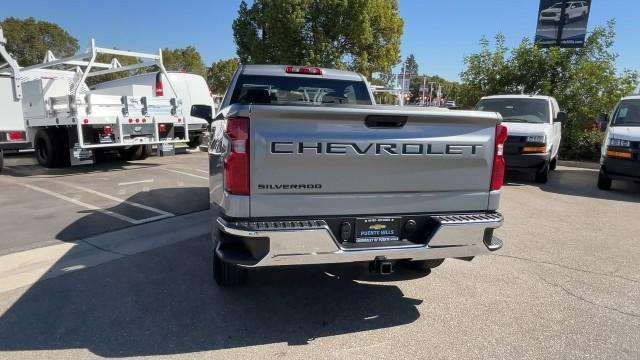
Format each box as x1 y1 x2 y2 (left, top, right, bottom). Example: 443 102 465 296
208 65 507 286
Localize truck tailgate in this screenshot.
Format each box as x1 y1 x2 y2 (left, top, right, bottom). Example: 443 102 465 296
249 106 499 217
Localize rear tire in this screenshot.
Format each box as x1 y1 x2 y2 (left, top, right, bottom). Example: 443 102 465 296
406 258 445 271
139 145 152 160
0 149 4 171
212 229 247 287
187 135 202 148
119 146 145 161
597 170 612 190
34 129 57 168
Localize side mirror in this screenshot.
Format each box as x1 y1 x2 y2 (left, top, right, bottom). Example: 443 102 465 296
191 105 213 123
555 111 567 123
596 112 609 131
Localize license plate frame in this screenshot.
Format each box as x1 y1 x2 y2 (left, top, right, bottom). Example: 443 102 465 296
354 217 401 243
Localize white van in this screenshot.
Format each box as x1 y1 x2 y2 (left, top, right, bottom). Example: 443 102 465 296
476 95 566 183
92 72 214 147
596 95 640 190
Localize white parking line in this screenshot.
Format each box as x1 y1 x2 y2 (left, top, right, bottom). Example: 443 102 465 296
193 169 209 174
164 168 208 180
19 183 142 225
59 182 174 217
118 179 155 186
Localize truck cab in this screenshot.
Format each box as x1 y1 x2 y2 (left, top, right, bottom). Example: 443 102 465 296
597 95 640 190
475 95 566 183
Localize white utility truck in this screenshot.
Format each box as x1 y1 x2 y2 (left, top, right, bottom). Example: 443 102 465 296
0 26 189 169
0 26 28 170
92 71 214 148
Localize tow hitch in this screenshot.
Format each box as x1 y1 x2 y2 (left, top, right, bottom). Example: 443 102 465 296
371 257 393 275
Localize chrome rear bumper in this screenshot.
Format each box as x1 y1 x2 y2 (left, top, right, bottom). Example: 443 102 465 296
216 212 504 268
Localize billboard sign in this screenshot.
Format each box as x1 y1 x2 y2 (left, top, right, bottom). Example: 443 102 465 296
535 0 592 48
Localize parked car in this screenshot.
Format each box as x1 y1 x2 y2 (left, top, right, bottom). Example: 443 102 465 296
596 95 640 190
209 64 506 286
92 71 215 148
475 95 565 183
539 1 589 23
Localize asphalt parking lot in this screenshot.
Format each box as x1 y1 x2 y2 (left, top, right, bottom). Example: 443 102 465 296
0 153 639 359
0 150 209 255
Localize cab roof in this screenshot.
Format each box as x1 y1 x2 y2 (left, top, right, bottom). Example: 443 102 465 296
240 64 366 82
480 94 554 101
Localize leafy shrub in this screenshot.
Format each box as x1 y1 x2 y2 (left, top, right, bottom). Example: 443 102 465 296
560 128 604 161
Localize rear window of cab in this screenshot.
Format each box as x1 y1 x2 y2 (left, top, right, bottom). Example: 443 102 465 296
230 74 372 106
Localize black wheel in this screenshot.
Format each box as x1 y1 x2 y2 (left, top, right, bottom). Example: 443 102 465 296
535 163 550 183
119 146 144 161
0 149 4 171
549 156 557 171
597 170 612 190
187 135 202 148
405 258 445 272
34 129 57 168
139 145 152 160
212 230 247 286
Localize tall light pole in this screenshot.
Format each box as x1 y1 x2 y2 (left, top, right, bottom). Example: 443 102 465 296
399 62 406 106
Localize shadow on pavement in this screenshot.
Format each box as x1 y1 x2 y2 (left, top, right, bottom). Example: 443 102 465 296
0 234 423 357
55 187 210 242
1 151 163 178
504 167 640 203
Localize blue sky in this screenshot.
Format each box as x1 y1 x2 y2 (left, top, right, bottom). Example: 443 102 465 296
2 0 638 81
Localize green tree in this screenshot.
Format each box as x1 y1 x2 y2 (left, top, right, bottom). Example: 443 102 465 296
0 17 79 66
404 54 418 75
207 58 240 95
458 21 638 159
232 0 404 78
161 46 206 77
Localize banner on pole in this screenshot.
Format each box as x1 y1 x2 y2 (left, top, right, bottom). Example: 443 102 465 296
535 0 591 48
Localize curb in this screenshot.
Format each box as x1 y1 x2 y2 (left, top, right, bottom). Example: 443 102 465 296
557 160 600 170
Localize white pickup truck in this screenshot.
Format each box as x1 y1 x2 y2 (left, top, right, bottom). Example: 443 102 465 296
208 65 507 286
476 95 566 183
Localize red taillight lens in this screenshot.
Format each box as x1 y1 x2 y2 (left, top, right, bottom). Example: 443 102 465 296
155 72 164 96
490 124 508 191
224 116 250 195
102 126 113 135
6 131 25 141
158 123 167 133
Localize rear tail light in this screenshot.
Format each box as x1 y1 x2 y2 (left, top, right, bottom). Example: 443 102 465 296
224 116 250 195
6 131 25 141
102 126 113 135
490 124 508 191
158 123 167 133
285 66 323 75
155 72 164 96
